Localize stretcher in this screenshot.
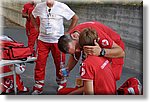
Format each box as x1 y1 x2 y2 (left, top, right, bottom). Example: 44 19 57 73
0 57 37 94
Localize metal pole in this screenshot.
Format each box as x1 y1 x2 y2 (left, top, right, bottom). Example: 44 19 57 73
11 65 17 95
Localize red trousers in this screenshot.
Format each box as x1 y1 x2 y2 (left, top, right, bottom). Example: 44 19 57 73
25 23 30 36
34 40 66 85
28 27 39 53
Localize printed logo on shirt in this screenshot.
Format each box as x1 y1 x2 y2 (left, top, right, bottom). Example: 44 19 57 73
81 62 85 67
102 39 109 46
101 60 109 69
47 14 57 18
81 67 86 76
80 63 86 76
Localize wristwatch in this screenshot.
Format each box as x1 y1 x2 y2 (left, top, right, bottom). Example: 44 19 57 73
99 48 106 57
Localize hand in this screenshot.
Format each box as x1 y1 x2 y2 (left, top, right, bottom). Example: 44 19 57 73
83 40 101 56
59 67 69 77
59 69 64 77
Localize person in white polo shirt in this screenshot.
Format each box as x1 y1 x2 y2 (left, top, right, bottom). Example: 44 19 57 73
31 0 78 95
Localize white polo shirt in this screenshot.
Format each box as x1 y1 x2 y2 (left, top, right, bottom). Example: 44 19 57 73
32 1 75 43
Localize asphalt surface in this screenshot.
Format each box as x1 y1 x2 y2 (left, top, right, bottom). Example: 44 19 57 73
1 17 143 95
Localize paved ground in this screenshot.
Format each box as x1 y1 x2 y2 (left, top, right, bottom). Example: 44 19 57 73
1 17 143 95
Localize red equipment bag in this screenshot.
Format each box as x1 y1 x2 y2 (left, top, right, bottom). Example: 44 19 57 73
2 47 32 60
0 36 32 60
2 40 24 47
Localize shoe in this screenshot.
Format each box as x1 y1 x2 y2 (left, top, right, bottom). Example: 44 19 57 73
18 86 29 92
23 87 29 92
31 90 43 95
58 82 67 91
32 80 44 95
117 77 142 95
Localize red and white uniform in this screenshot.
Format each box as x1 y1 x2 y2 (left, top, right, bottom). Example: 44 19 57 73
28 6 40 53
0 65 28 93
80 56 116 95
32 1 75 90
22 2 34 36
117 77 142 95
69 21 125 81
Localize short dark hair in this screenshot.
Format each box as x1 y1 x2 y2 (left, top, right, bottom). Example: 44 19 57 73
58 34 73 53
79 28 98 48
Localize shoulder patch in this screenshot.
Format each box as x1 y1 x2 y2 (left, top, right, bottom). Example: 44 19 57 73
81 67 85 76
102 39 109 46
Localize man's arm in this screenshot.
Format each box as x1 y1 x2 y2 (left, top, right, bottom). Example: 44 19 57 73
83 80 94 95
59 55 79 77
22 12 29 18
66 54 79 72
104 42 125 58
68 87 84 95
66 14 79 33
22 5 28 19
30 14 39 32
68 80 94 95
83 40 125 58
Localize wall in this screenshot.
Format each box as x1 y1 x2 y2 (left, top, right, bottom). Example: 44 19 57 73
67 3 143 73
1 0 143 73
1 0 26 27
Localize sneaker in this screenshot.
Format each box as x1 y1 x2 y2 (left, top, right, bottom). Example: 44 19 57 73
32 90 43 95
18 86 29 92
23 87 29 92
58 82 67 91
117 77 142 95
32 80 44 95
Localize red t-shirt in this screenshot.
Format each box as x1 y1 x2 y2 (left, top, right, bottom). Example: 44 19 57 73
80 56 116 95
28 7 40 28
22 2 34 27
69 21 125 64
